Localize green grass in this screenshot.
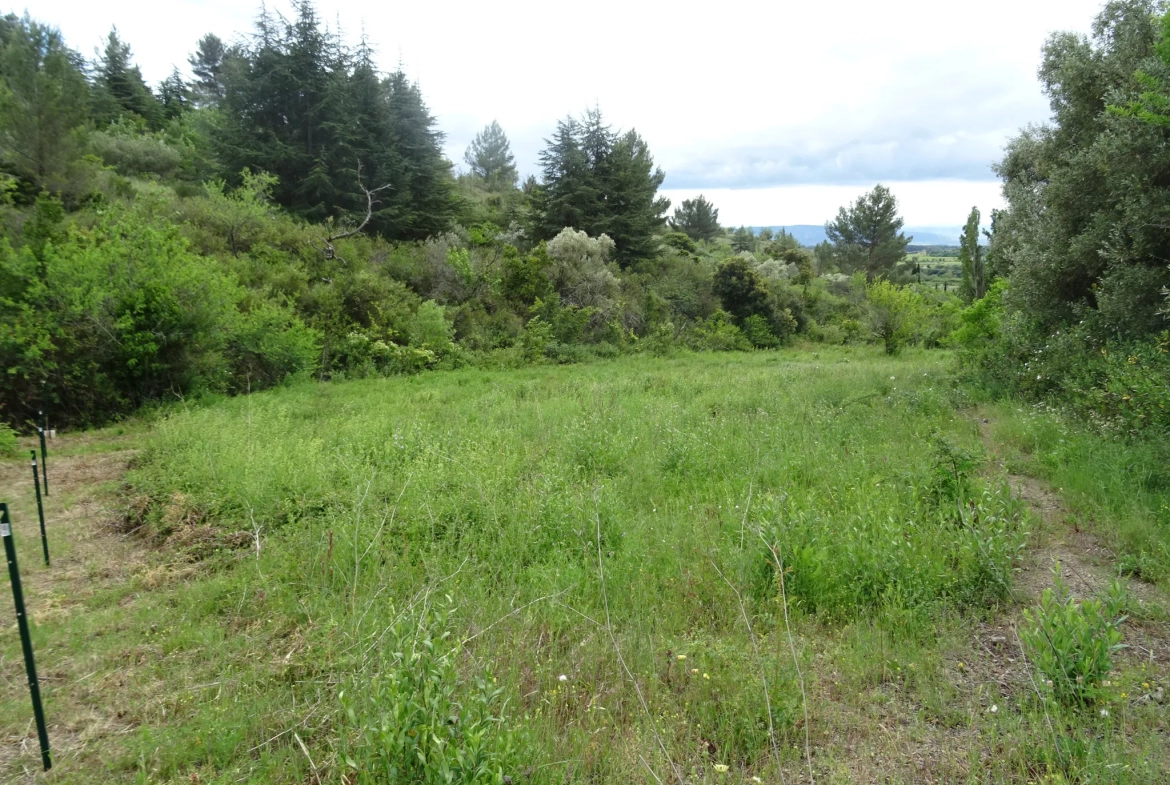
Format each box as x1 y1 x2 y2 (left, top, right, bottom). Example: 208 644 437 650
2 347 1167 783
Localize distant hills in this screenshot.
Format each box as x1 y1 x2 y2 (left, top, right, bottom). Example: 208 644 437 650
749 225 962 247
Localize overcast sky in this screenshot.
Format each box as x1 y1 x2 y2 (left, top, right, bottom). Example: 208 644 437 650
25 0 1105 226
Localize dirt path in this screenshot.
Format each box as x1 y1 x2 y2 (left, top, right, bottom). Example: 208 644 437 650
0 434 147 780
974 414 1165 606
970 413 1169 690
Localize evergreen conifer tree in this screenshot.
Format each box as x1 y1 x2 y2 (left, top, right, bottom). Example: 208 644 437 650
158 67 190 120
187 33 227 106
731 226 755 253
92 28 162 128
371 70 456 240
0 14 89 186
825 184 909 281
216 2 454 240
535 107 668 265
669 196 721 241
464 120 518 190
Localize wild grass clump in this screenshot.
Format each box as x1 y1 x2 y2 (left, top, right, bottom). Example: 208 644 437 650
0 423 17 457
762 484 1026 619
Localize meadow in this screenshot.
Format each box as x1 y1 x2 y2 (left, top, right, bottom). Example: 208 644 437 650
907 254 963 290
1 347 1167 783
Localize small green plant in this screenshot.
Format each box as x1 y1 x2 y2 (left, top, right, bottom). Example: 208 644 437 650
1021 569 1128 706
340 605 525 784
0 424 17 457
927 435 983 510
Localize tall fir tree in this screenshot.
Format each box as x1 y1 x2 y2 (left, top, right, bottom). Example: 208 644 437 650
219 1 357 223
535 107 668 265
0 14 89 187
370 70 456 240
158 67 190 121
92 27 162 128
217 1 453 239
187 33 227 107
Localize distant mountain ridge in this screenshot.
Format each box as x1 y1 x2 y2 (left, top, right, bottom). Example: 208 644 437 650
749 225 962 247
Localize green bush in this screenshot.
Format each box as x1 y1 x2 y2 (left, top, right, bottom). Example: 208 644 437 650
0 203 323 426
686 310 751 352
741 313 779 348
1021 572 1128 706
1063 333 1170 437
90 128 183 177
409 300 455 356
226 302 320 391
865 279 924 355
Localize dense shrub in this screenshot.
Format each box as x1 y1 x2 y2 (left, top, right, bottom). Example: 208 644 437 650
0 202 318 425
865 279 924 355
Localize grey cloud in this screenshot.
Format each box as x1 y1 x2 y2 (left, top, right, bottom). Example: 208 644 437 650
656 66 1049 188
661 131 1006 188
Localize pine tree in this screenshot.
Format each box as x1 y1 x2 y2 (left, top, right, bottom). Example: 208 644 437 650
731 226 755 253
536 115 595 238
669 196 720 241
604 130 670 262
370 70 456 240
187 33 226 106
219 1 357 222
0 13 89 186
158 67 190 120
825 184 909 281
216 2 454 240
464 120 518 190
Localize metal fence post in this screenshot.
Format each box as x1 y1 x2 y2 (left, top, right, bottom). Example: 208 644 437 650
30 452 49 566
36 411 48 497
1 502 52 770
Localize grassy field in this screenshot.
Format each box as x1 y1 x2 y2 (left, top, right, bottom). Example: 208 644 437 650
1 347 1167 783
908 254 963 290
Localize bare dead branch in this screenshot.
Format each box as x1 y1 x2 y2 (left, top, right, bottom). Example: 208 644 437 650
318 161 392 263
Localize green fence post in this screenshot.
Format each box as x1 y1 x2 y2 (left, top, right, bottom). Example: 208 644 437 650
1 503 52 771
30 452 49 567
37 410 48 497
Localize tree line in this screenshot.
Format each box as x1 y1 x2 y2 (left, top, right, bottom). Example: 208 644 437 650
951 0 1170 438
7 0 1164 438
